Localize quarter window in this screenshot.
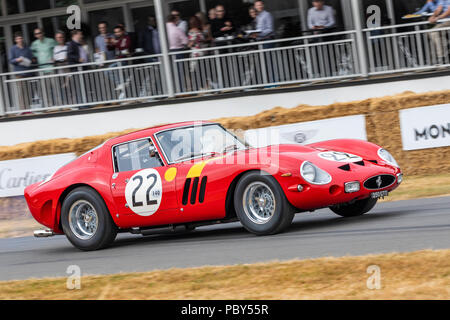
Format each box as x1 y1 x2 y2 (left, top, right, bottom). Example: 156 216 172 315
114 139 163 172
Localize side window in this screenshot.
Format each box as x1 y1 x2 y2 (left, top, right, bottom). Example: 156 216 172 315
114 139 163 172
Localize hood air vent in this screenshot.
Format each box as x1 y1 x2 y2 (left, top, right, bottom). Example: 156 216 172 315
338 164 351 171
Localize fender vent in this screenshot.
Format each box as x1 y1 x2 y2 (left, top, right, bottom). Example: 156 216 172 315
338 164 351 171
182 178 191 205
190 177 200 205
183 176 208 206
199 177 208 203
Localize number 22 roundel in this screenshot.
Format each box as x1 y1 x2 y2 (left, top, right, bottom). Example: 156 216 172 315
125 169 163 217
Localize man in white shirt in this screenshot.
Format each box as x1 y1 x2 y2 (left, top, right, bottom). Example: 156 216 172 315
53 31 68 65
167 15 188 51
171 10 188 34
307 0 336 32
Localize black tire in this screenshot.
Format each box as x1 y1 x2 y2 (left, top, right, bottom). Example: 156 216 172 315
330 197 378 218
234 172 295 235
61 187 117 251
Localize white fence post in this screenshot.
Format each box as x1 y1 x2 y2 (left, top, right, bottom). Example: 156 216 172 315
155 0 175 98
351 0 369 77
0 76 5 116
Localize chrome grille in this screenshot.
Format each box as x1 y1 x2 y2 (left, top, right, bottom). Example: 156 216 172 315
364 175 396 190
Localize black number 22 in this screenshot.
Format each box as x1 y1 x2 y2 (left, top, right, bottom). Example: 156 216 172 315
132 174 158 208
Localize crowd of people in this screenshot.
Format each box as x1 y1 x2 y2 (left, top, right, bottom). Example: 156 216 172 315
8 0 341 74
8 0 450 73
5 0 449 111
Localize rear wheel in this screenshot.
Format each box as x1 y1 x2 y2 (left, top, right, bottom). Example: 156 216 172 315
330 197 378 218
234 172 295 235
61 187 117 251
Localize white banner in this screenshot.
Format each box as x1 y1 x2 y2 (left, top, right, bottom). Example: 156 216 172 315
0 153 76 198
245 115 367 148
399 104 450 151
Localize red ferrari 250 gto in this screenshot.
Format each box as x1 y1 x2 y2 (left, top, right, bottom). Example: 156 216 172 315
25 121 403 251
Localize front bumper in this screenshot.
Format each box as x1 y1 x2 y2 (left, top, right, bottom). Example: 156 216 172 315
283 169 402 211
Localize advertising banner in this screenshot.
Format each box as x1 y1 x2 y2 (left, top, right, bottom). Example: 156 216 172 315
245 115 367 148
0 153 76 198
399 104 450 151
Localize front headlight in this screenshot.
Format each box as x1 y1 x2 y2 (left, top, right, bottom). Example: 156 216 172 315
301 161 332 185
378 149 399 168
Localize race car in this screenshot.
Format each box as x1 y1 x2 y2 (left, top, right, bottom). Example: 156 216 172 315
25 121 403 251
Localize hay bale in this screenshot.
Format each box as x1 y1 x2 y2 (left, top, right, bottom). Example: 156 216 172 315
0 90 448 176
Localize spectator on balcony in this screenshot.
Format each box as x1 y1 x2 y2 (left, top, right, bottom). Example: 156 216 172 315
31 28 57 71
67 30 88 65
208 8 217 22
186 16 207 89
307 0 336 33
95 21 116 62
251 1 275 47
167 14 188 92
429 0 450 63
210 5 235 38
109 25 133 60
52 31 69 106
172 10 188 34
415 0 440 14
139 16 161 57
167 14 189 52
243 7 258 32
9 32 34 111
196 12 213 45
188 16 206 57
9 32 34 73
53 31 68 66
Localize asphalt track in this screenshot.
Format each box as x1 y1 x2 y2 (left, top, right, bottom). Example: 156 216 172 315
1 196 449 281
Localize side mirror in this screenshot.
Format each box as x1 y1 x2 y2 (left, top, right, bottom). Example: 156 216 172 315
149 146 158 158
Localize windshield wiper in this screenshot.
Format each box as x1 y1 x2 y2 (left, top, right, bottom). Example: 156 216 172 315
222 145 239 154
175 151 216 162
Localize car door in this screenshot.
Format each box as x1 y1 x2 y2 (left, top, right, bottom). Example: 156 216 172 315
174 159 226 222
154 124 234 223
110 138 181 228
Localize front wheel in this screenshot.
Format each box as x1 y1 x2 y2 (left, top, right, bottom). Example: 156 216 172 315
330 197 378 218
234 172 295 235
61 187 117 251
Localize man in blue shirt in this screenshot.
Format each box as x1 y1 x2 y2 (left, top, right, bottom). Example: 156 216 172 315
429 0 450 22
429 0 450 62
9 32 34 73
415 0 440 14
95 21 116 61
9 32 34 110
254 0 275 42
252 1 276 83
307 0 336 31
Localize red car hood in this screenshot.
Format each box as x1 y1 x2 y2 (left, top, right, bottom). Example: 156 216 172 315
234 143 387 172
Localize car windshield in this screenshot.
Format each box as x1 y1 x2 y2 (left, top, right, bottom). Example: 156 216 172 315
156 124 246 163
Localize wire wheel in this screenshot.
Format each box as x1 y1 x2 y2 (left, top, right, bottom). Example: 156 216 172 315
68 200 99 240
242 182 277 225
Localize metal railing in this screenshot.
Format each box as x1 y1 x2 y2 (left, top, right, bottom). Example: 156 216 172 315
169 30 360 95
0 20 449 116
364 19 450 74
0 54 167 114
